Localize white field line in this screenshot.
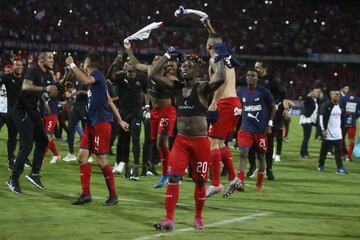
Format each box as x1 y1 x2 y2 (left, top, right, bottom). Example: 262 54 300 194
133 212 270 240
68 194 260 212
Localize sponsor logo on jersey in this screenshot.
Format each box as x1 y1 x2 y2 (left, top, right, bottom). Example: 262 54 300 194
244 105 262 112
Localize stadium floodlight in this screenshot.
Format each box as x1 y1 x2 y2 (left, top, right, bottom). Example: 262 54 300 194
285 20 289 24
338 48 342 53
69 9 73 13
204 3 208 7
334 72 338 76
321 21 325 26
156 10 159 14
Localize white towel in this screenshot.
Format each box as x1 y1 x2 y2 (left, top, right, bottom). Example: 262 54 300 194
174 5 208 21
124 22 163 43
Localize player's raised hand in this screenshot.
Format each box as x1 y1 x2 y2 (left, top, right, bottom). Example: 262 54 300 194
124 41 132 50
65 56 74 65
213 43 240 68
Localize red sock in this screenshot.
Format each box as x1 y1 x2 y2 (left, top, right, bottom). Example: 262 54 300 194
257 172 265 186
210 149 221 186
48 140 60 156
102 165 117 197
80 163 91 196
237 170 245 182
165 183 179 220
348 141 355 159
194 184 206 219
159 147 169 176
220 147 235 181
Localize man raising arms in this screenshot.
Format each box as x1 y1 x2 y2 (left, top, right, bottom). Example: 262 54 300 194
66 54 129 205
203 19 242 198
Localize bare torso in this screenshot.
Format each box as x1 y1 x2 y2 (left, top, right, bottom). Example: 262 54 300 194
208 57 237 110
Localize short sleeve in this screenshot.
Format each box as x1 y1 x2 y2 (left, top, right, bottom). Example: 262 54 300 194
24 67 37 82
263 87 275 106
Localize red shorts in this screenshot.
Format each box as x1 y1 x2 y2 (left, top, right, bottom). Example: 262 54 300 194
150 104 176 140
80 122 111 155
168 134 210 183
43 114 58 134
345 126 356 139
208 97 242 139
237 130 268 153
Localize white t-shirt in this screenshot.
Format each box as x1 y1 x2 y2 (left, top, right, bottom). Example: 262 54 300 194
325 104 342 140
0 84 7 113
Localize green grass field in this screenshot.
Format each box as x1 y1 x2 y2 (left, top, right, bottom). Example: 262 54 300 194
0 116 359 240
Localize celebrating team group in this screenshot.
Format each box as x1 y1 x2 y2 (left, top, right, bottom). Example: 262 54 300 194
3 7 346 231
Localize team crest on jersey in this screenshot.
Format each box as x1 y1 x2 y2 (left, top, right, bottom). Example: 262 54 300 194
242 97 246 102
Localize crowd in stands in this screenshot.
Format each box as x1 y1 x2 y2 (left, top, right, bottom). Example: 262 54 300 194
1 0 359 98
2 0 359 55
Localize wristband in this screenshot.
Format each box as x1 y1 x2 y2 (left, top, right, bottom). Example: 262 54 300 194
164 53 171 59
268 120 273 127
70 63 77 69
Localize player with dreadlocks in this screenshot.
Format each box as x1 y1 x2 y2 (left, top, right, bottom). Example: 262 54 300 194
149 49 225 230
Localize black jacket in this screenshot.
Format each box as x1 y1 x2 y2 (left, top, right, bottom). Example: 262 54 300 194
302 96 318 118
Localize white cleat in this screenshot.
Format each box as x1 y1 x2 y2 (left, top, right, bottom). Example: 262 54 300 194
50 155 61 164
274 155 281 162
113 162 125 174
88 157 94 163
62 153 76 162
206 184 224 198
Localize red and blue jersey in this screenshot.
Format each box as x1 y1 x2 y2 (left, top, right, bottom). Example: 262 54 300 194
340 94 360 127
87 70 113 126
238 85 274 134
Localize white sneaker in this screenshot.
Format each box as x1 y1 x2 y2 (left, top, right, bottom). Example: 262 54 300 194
113 162 118 173
63 153 76 162
88 157 94 163
274 155 281 162
113 162 125 174
206 184 224 198
50 155 61 164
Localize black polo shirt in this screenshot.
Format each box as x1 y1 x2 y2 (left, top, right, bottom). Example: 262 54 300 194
0 73 23 110
16 65 53 111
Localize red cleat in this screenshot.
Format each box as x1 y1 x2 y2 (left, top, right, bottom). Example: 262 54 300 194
194 218 205 230
256 184 263 192
153 218 174 231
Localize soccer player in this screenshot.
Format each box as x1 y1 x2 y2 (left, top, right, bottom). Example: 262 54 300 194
124 42 178 188
42 70 61 163
318 88 347 174
202 19 242 198
224 69 276 197
340 86 360 162
0 59 23 170
65 54 129 205
6 52 58 193
151 49 225 230
247 61 288 180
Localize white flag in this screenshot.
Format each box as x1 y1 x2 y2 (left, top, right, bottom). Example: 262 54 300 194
124 22 163 43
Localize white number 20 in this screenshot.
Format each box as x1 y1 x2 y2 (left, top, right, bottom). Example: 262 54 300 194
196 162 208 174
